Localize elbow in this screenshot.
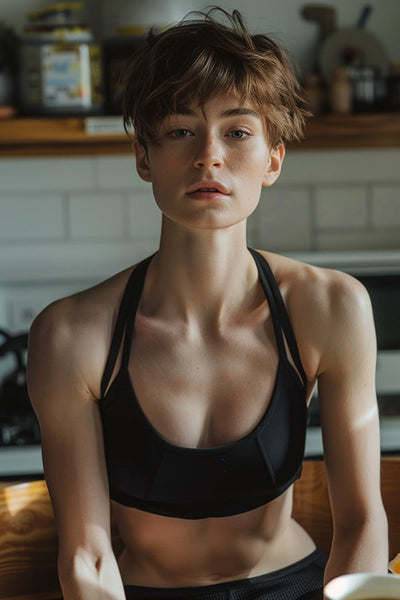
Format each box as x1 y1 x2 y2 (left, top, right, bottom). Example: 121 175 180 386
335 496 388 533
333 505 389 554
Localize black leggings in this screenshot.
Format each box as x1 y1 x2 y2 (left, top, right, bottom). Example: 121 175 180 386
124 548 327 600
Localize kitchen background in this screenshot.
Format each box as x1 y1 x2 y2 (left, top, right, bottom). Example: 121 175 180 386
0 0 399 469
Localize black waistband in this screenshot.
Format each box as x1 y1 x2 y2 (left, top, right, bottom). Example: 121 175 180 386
123 549 327 599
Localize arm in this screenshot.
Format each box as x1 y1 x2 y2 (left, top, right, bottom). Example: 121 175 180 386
315 272 388 582
27 300 126 600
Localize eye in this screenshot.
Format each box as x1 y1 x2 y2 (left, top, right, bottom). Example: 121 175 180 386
228 129 251 139
171 128 193 139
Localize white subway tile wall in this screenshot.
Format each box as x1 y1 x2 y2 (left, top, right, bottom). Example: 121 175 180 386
69 193 125 240
127 191 162 241
314 230 400 251
250 187 311 251
372 187 400 227
314 187 368 229
96 156 140 190
0 157 96 193
0 195 64 241
0 148 399 282
250 148 400 252
280 149 400 185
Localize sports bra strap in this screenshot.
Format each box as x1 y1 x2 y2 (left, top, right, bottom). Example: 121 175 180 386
250 249 287 361
249 248 307 389
100 255 154 398
100 250 307 397
119 256 154 371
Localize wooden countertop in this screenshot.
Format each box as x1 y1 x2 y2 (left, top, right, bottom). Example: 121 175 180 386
0 112 400 157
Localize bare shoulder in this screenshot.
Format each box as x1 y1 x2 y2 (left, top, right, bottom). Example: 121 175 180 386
258 249 371 317
27 265 135 404
257 249 374 376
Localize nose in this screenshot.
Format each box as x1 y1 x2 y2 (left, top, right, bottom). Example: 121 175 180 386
193 133 223 169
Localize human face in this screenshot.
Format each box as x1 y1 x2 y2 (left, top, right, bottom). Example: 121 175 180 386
134 93 285 232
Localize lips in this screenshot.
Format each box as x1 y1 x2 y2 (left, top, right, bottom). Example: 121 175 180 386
187 180 229 195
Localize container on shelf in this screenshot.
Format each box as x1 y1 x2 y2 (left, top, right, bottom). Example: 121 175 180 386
349 65 386 112
19 2 103 115
329 67 353 115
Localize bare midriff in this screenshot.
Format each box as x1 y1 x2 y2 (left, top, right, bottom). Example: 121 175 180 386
115 487 316 587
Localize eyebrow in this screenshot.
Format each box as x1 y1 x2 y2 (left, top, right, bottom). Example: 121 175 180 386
173 107 260 119
221 108 259 118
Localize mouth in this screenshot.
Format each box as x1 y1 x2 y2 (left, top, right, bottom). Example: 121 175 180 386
186 181 229 198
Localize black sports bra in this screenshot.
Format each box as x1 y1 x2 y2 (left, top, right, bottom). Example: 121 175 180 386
98 249 308 519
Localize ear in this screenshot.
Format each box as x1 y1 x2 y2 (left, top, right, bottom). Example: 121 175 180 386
262 144 285 187
133 139 152 182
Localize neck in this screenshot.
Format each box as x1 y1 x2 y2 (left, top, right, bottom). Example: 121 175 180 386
142 218 259 326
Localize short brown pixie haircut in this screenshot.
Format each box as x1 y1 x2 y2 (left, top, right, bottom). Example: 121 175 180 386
122 8 308 149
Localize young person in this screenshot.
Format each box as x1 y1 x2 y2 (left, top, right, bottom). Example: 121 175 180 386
27 8 388 600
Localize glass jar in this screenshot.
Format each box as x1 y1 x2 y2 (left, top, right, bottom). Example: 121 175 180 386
19 2 103 115
349 65 385 112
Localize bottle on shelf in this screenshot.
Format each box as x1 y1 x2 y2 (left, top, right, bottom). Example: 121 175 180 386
329 67 353 115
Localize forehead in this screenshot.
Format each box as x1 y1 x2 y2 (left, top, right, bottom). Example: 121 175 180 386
169 93 263 120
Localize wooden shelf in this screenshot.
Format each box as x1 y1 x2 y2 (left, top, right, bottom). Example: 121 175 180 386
0 112 400 157
294 111 400 151
0 116 132 157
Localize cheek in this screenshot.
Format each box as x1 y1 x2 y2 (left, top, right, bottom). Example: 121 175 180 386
235 157 269 192
149 161 170 193
150 167 181 215
236 145 270 174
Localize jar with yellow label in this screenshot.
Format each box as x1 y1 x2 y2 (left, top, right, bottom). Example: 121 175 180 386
19 2 103 115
